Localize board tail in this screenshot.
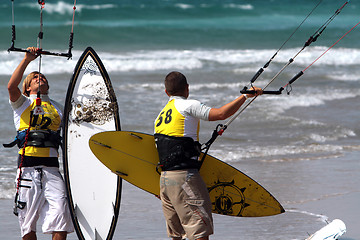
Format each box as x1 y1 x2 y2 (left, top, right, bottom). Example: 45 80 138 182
306 219 346 240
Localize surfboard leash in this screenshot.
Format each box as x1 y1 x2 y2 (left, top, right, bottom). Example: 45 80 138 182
8 0 77 59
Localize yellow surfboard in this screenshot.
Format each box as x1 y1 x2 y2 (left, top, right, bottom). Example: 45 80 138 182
89 131 285 217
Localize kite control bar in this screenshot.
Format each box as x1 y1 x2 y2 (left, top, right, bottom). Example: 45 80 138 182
240 87 282 95
8 0 76 59
240 71 304 95
8 46 73 58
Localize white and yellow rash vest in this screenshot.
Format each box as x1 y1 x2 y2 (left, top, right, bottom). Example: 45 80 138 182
11 94 63 158
154 96 211 141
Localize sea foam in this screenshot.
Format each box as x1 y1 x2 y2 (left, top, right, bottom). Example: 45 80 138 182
2 47 360 76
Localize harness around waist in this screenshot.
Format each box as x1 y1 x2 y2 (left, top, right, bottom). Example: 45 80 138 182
3 130 62 149
154 133 201 171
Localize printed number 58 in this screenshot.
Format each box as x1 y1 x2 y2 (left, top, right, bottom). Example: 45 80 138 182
156 109 172 127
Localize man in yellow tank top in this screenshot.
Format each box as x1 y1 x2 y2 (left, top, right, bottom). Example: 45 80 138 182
154 71 262 240
7 47 73 240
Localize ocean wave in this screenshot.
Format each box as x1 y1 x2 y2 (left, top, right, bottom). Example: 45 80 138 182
0 167 14 172
14 1 254 17
0 188 15 199
117 80 360 120
308 127 356 142
2 47 360 76
173 3 254 10
291 47 360 66
224 4 254 10
209 143 349 163
21 1 116 15
270 88 360 114
174 3 194 10
328 71 360 82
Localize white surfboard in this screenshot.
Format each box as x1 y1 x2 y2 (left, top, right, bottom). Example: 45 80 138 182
62 47 122 240
306 219 346 240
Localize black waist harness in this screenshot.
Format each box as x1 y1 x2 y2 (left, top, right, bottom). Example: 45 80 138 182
17 155 59 168
3 130 62 149
154 133 201 171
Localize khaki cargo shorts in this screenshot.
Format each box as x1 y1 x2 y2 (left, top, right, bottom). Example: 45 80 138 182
160 169 213 240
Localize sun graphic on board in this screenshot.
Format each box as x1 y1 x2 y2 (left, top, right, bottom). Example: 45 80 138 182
208 180 250 216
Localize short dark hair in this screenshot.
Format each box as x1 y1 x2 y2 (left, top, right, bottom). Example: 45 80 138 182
165 71 188 96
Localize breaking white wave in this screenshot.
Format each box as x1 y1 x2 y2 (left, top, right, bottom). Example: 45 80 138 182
23 1 116 15
209 143 351 163
2 47 359 76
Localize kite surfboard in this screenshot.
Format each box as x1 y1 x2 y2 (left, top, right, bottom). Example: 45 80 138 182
63 47 122 240
89 131 285 217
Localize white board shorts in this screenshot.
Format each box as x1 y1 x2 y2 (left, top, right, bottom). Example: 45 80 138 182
15 166 74 237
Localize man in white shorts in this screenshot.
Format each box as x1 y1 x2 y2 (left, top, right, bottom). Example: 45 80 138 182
7 47 74 240
154 71 262 240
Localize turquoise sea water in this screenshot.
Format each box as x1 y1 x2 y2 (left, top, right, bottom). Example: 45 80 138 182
0 0 359 51
0 1 359 239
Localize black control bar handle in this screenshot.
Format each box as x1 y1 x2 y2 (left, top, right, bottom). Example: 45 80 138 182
240 88 283 95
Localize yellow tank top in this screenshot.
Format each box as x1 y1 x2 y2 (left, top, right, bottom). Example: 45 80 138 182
154 97 210 141
13 95 62 157
155 99 189 137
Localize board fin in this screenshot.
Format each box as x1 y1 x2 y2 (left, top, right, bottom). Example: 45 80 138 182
94 228 99 240
73 204 78 218
129 132 143 140
91 139 112 149
114 171 128 177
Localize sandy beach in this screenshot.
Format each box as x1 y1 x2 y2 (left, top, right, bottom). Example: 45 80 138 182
1 151 358 240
